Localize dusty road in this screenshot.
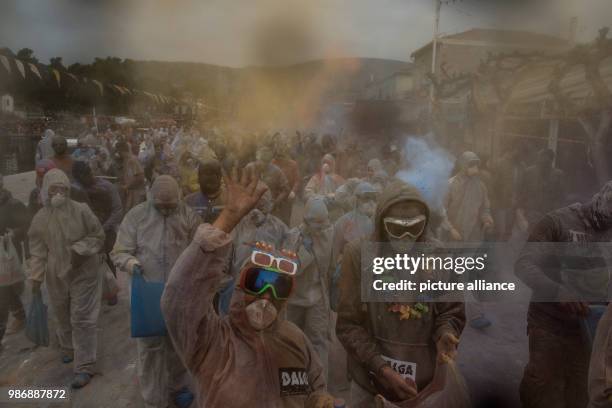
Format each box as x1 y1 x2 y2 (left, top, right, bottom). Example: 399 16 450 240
0 173 529 407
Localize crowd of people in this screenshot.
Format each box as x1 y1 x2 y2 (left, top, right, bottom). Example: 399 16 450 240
0 122 610 408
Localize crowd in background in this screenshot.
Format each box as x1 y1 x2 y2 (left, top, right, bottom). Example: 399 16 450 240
0 120 610 408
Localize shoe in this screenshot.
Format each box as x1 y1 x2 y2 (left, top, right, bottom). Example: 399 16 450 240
71 373 92 389
107 294 118 306
174 387 194 408
469 315 492 330
62 354 74 364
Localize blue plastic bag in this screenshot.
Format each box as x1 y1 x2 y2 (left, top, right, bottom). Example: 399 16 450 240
581 304 607 345
25 292 49 347
130 274 167 337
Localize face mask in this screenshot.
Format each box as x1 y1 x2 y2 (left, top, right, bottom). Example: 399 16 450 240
305 219 328 233
357 200 376 216
156 206 176 217
250 209 267 226
389 236 417 253
50 193 67 208
245 299 278 331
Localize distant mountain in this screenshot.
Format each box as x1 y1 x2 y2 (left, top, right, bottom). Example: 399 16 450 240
128 57 411 101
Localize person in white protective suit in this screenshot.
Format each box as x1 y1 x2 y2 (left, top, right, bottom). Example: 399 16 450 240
333 181 378 258
284 197 335 383
28 168 105 389
111 175 201 408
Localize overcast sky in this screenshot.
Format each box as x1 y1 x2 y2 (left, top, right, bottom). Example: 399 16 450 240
0 0 610 67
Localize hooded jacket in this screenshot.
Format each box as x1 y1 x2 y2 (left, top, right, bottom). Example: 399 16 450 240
304 154 345 200
336 179 465 395
285 197 334 309
515 180 612 334
28 169 105 283
110 187 201 283
161 223 329 408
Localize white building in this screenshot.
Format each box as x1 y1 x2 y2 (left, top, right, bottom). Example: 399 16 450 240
364 69 416 100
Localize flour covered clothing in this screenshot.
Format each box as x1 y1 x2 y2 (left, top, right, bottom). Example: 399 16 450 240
162 223 330 408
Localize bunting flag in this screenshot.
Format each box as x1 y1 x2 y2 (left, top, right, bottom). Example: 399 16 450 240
67 72 79 83
92 79 104 96
0 55 11 74
28 63 42 80
1 55 178 105
15 59 26 78
52 69 61 87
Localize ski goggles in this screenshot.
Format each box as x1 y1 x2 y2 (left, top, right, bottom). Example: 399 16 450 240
240 268 294 300
383 215 427 240
251 249 298 275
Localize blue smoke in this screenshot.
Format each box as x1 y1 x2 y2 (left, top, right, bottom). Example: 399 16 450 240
395 135 455 211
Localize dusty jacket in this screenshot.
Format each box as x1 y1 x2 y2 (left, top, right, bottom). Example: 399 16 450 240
111 200 201 282
28 169 105 283
515 181 612 334
161 224 328 408
336 179 465 394
588 303 612 407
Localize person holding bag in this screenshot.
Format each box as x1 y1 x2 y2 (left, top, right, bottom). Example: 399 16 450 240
0 172 29 347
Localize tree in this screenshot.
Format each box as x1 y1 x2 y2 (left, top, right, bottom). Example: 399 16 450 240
16 48 38 63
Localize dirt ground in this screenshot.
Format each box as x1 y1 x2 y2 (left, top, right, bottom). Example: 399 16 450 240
0 172 529 408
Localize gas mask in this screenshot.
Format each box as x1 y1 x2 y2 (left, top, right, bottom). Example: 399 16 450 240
156 206 176 217
50 193 67 208
245 299 278 331
250 209 267 226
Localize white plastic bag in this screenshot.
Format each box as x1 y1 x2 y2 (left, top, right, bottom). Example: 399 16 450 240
0 233 25 287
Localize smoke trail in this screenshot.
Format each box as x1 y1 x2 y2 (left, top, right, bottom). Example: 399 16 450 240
395 135 455 211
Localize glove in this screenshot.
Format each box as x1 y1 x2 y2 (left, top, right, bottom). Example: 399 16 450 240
133 264 144 275
436 332 460 363
31 280 42 296
126 258 143 275
305 392 336 408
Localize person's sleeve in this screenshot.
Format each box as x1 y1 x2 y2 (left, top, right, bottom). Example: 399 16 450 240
104 183 124 232
332 218 346 259
110 208 140 273
336 241 387 375
432 302 466 343
186 207 203 240
71 204 105 256
304 176 317 200
303 332 333 406
10 200 29 244
480 182 492 219
27 212 47 282
291 161 301 193
514 215 562 298
161 223 232 373
275 167 290 201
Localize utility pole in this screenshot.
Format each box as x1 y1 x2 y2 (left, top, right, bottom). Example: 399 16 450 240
429 0 441 114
